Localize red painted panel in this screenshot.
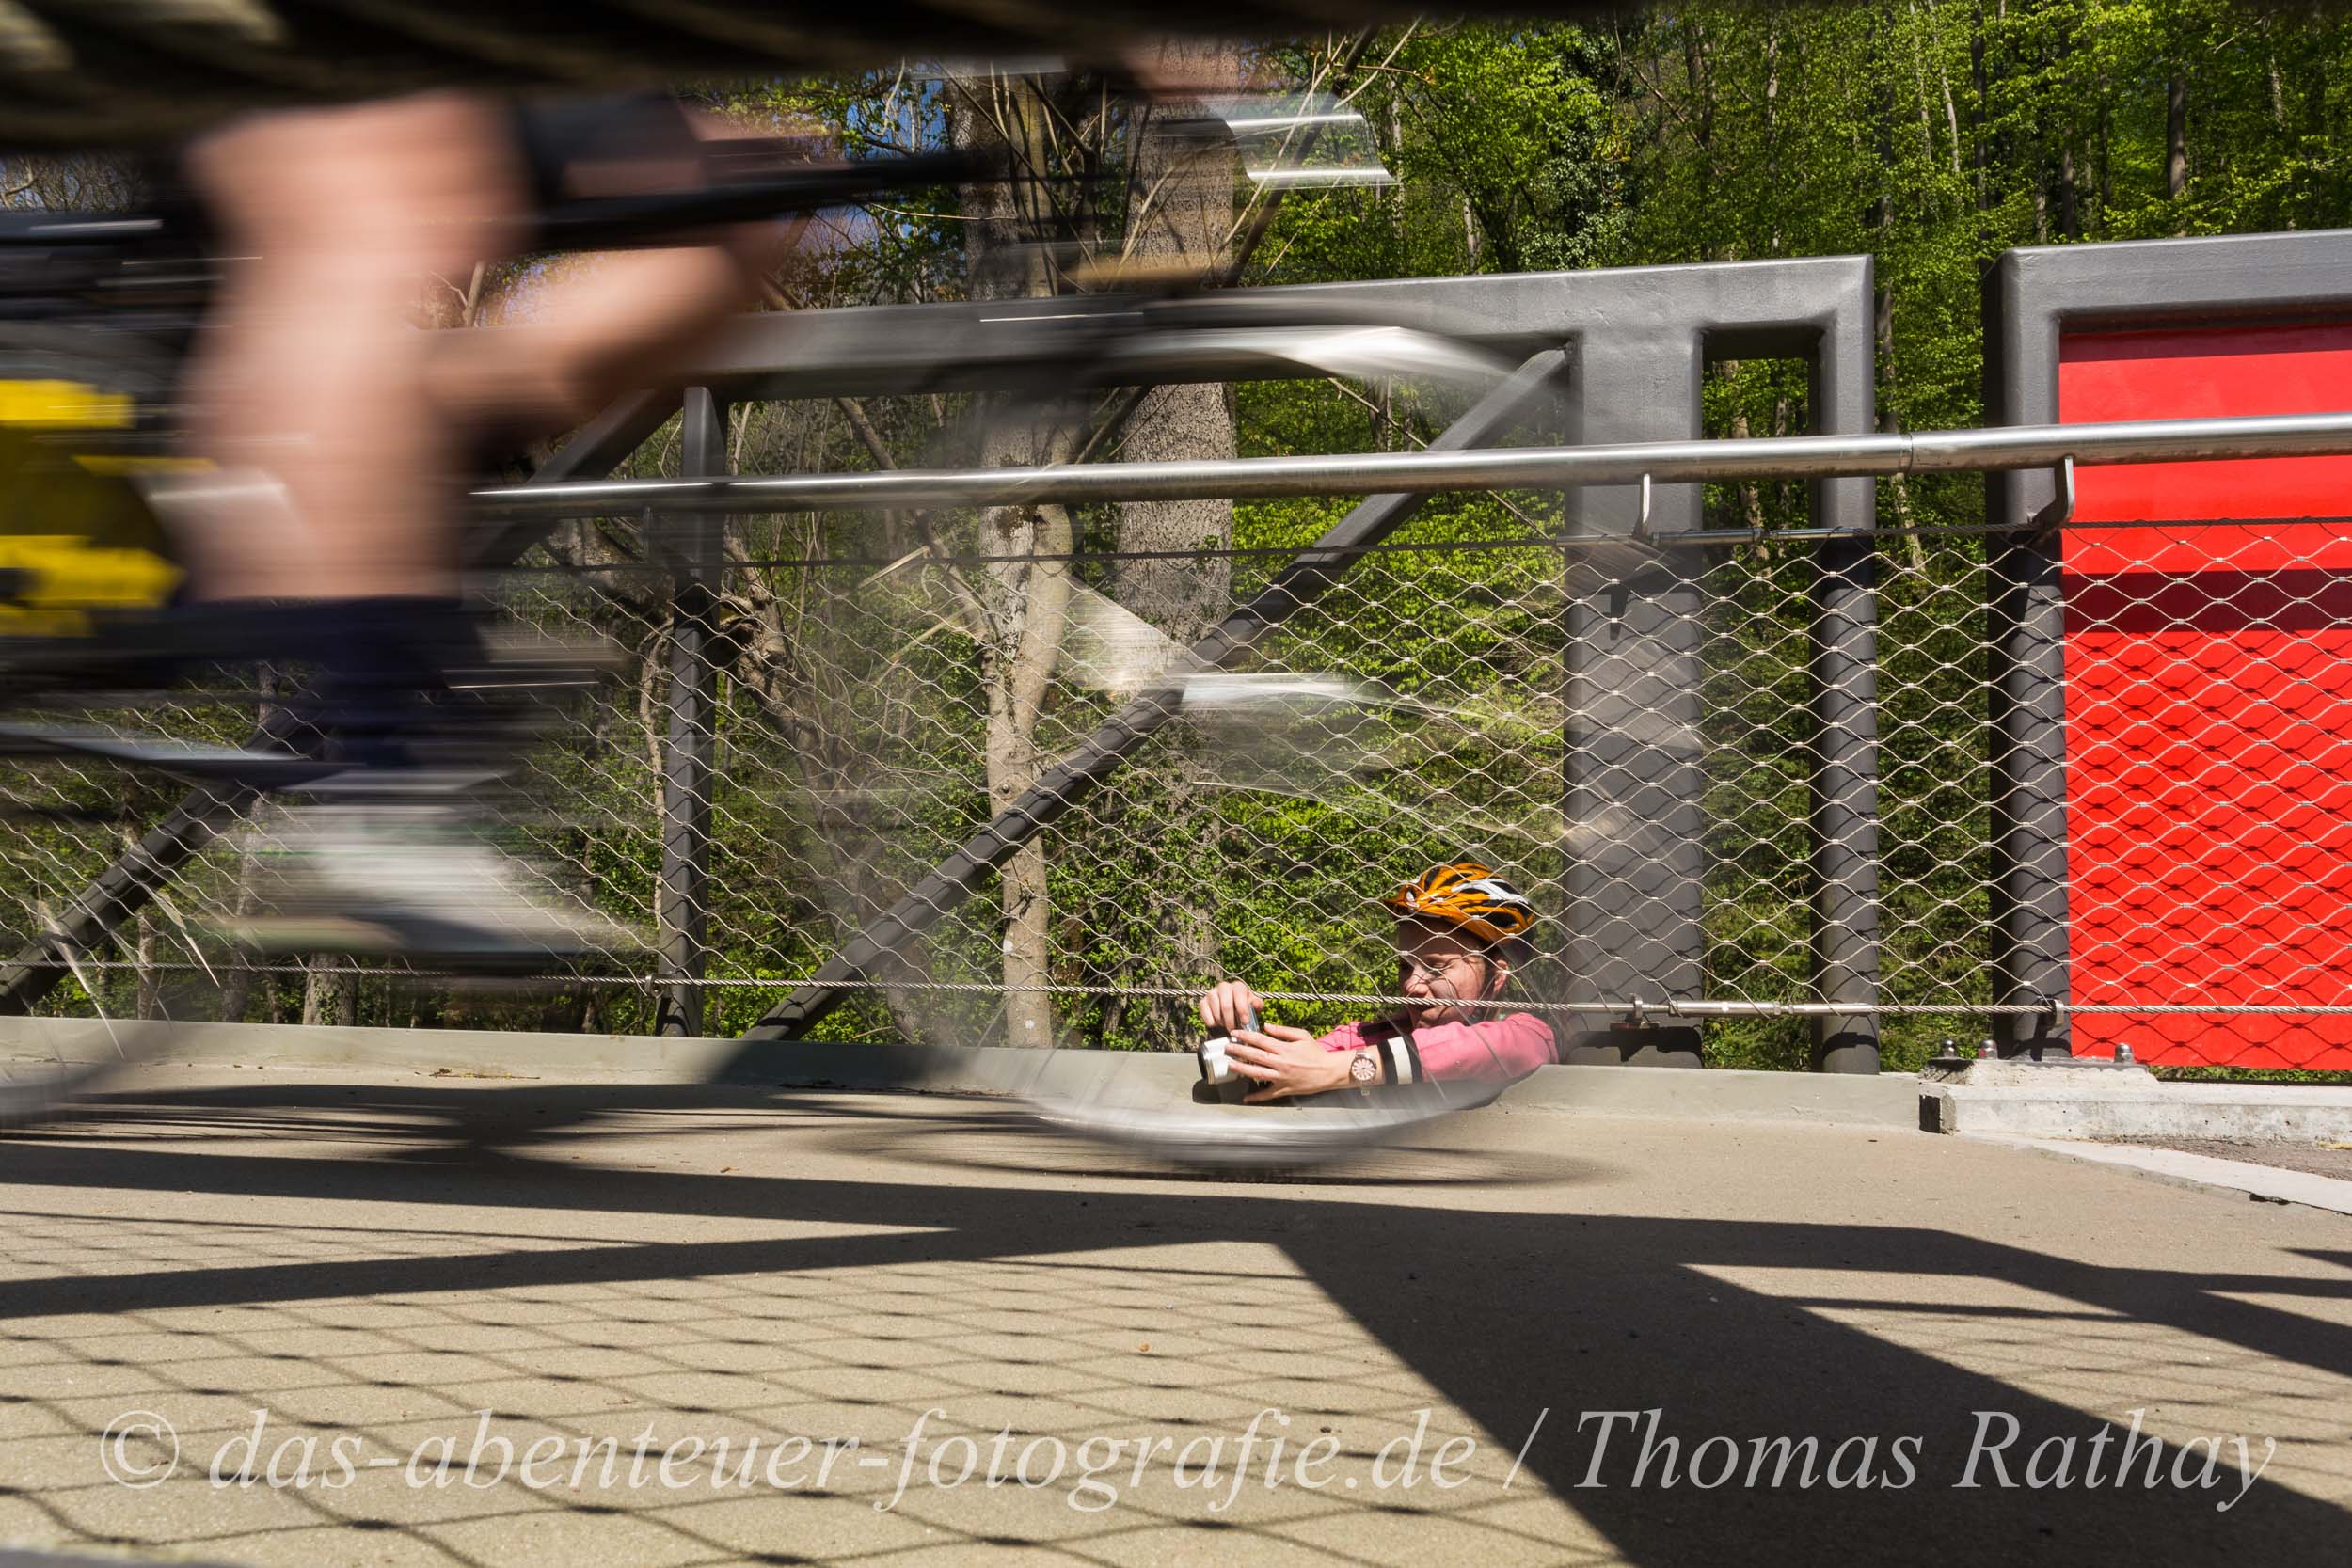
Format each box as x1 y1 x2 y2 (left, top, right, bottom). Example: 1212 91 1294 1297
2059 324 2352 1069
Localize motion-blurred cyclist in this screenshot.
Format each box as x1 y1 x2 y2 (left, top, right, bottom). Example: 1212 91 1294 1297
151 90 792 961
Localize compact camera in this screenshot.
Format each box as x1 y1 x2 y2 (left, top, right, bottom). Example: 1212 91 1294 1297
1194 1003 1262 1104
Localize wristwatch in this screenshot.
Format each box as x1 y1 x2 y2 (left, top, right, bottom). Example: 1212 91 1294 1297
1347 1049 1380 1086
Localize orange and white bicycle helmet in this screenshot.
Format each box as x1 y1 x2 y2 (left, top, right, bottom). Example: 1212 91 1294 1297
1383 860 1535 947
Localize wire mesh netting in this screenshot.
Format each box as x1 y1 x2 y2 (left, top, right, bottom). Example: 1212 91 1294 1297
8 495 2351 1071
2056 517 2352 1069
6 345 2352 1073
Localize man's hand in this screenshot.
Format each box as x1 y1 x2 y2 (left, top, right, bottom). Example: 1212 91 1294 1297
1224 1025 1357 1103
1198 980 1265 1035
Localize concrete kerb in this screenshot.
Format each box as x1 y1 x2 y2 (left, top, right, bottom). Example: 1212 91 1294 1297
1919 1059 2352 1141
0 1019 1923 1128
1499 1060 1918 1126
0 1018 1195 1109
1962 1132 2352 1217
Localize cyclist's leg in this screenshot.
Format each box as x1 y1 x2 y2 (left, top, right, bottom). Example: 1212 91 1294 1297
172 95 781 959
426 241 772 438
181 92 526 605
175 96 620 958
178 96 781 760
423 111 790 447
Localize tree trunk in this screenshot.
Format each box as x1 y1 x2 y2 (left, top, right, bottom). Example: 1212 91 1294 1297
303 958 355 1028
2096 95 2111 235
2167 74 2188 200
1906 13 1938 178
1117 41 1238 641
1112 40 1241 1047
1688 23 1716 252
1763 28 1781 248
1720 361 1765 533
1921 1 1963 179
1971 0 1994 281
953 71 1080 1049
1971 3 1989 213
1867 80 1928 574
135 910 160 1021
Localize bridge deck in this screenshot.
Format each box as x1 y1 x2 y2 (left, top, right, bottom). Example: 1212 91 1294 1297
0 1062 2345 1567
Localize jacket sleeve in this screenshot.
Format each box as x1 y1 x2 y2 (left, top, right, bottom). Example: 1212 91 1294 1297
1391 1013 1557 1082
1311 1014 1555 1083
1311 1021 1375 1053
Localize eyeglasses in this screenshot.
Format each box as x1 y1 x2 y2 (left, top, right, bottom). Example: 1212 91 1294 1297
1398 953 1481 988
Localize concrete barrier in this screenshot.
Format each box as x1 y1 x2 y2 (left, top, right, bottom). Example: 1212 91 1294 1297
1919 1060 2352 1141
0 1019 1924 1127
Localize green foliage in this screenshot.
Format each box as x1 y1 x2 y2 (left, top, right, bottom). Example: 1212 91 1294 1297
1252 24 1624 282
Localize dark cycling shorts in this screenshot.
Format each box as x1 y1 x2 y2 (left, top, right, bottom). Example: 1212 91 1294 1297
151 92 707 248
508 93 707 214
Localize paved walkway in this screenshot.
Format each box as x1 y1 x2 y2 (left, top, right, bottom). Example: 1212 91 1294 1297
0 1064 2346 1567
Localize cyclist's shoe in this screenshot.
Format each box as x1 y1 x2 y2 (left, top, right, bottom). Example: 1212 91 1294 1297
219 788 640 967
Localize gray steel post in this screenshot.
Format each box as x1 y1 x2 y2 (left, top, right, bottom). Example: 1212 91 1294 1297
1805 283 1883 1075
1809 529 1882 1072
1557 322 1708 1069
1548 261 1878 1069
1984 527 2070 1055
657 387 728 1037
1982 254 2074 1055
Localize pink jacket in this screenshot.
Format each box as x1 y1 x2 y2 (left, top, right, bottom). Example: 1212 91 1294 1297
1311 1012 1557 1084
